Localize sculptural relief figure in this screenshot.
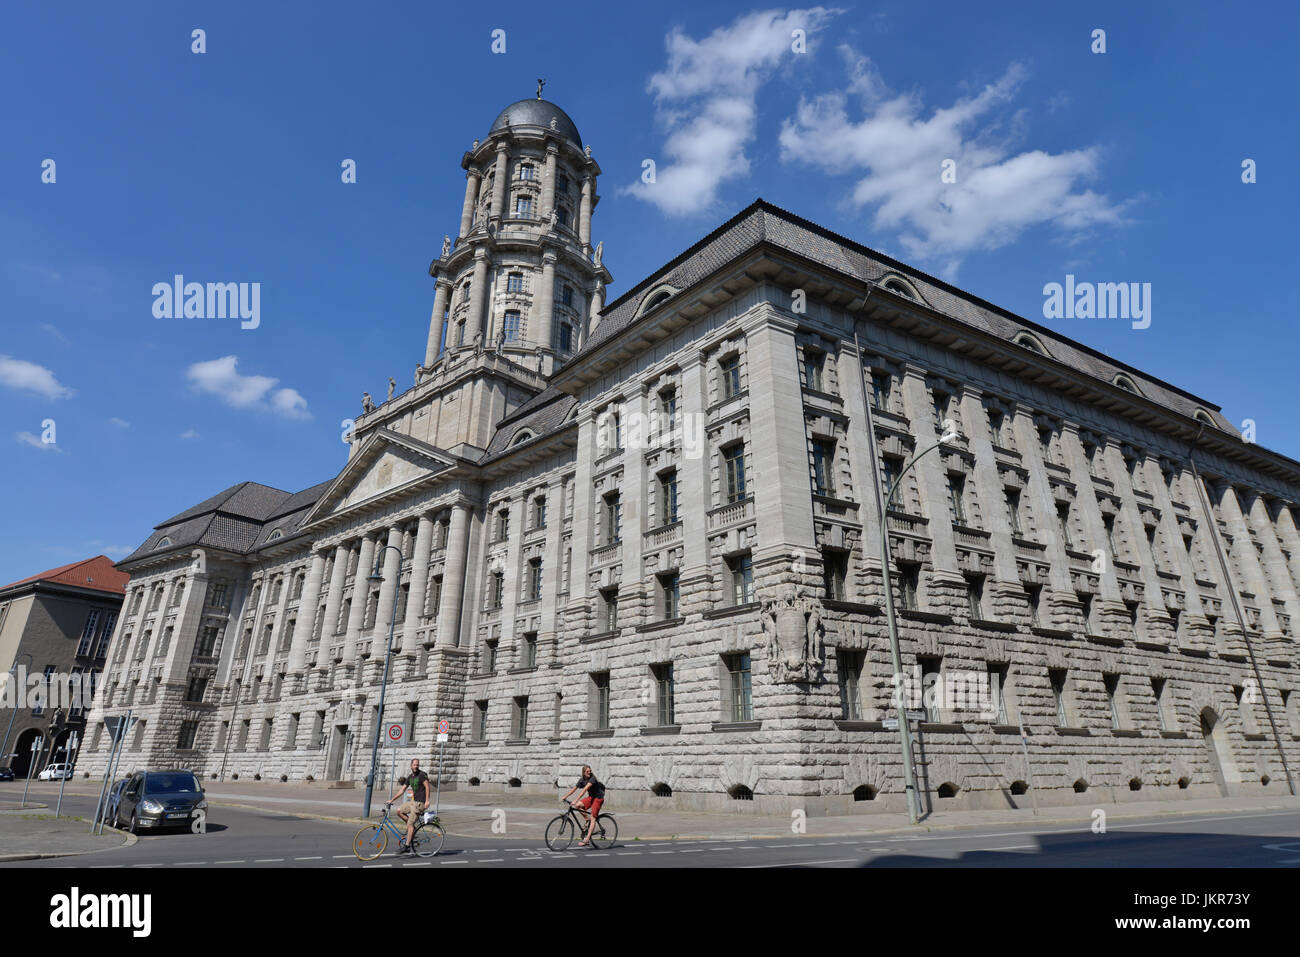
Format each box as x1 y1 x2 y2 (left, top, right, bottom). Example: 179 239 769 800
548 207 558 229
584 144 592 158
361 392 375 414
593 240 603 266
387 376 396 401
760 585 824 684
472 139 479 150
441 235 451 258
414 363 425 385
550 116 558 131
472 330 483 355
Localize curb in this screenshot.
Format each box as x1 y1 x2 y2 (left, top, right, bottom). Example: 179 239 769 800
0 826 137 863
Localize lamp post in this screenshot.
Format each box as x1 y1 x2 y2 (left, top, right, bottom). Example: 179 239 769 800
1 652 34 768
853 301 955 826
361 545 404 819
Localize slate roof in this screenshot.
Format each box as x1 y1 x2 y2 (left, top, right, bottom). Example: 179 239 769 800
0 555 129 596
482 390 579 460
567 199 1236 433
489 98 582 147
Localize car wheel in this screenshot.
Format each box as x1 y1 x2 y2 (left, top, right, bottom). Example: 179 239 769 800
129 811 139 835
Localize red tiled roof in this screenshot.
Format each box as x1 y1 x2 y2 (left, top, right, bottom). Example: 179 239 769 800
0 555 129 596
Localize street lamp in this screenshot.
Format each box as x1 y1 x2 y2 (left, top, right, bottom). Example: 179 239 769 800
361 545 404 819
0 652 34 768
853 301 957 826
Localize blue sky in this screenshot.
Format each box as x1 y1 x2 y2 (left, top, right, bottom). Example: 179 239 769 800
2 1 1297 586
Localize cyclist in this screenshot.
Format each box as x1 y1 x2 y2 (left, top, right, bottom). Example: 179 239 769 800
560 764 606 847
387 758 430 855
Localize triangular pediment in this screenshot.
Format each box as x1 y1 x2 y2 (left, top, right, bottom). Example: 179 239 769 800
302 429 462 528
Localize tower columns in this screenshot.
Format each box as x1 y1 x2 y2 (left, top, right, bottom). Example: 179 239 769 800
458 169 480 239
466 250 490 346
536 251 558 353
426 279 452 366
541 145 558 222
579 174 594 248
490 143 510 222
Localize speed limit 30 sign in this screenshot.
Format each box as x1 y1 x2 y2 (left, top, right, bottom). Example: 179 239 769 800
384 721 407 747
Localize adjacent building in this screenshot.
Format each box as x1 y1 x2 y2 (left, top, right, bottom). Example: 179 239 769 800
80 95 1300 811
0 556 126 776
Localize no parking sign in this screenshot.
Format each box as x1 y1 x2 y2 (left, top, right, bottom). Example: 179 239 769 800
384 721 407 747
437 718 450 743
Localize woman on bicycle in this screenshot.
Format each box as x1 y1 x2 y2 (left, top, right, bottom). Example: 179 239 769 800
560 765 606 847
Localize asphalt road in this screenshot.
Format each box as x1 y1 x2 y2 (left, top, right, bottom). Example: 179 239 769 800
6 792 1300 868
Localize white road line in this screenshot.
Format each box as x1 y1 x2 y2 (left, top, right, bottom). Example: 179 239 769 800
439 859 468 864
742 858 858 868
970 844 1037 853
650 850 675 855
175 862 206 866
254 858 284 863
680 849 705 853
363 864 393 868
616 852 642 856
214 860 245 864
480 858 504 863
402 862 434 866
294 856 322 861
766 844 800 848
332 854 354 859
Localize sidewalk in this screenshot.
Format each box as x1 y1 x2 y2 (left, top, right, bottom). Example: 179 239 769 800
35 779 1298 842
0 808 135 862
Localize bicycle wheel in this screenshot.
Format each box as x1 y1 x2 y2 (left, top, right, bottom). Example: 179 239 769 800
412 822 444 858
589 813 618 849
353 824 388 861
544 813 575 851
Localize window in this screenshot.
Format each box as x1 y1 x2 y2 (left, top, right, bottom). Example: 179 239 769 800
898 563 921 611
557 322 573 353
1057 503 1073 549
428 575 443 617
93 612 117 659
723 653 753 722
487 571 505 610
285 713 300 749
822 548 849 601
727 553 754 605
556 173 569 193
1080 593 1096 634
590 672 611 730
290 573 304 601
919 657 942 722
195 625 219 658
530 494 547 529
502 310 522 341
602 492 622 544
1104 515 1117 555
871 371 892 411
519 163 535 181
987 408 1006 447
987 663 1009 723
1038 426 1055 464
966 574 985 620
473 701 488 741
947 473 967 524
483 639 498 673
658 571 680 619
600 587 619 632
1007 490 1024 536
514 195 534 218
653 664 675 726
803 348 825 392
511 697 529 739
812 439 837 497
521 632 537 669
494 507 510 542
177 720 199 750
77 610 101 656
1104 674 1123 729
881 456 901 502
560 284 574 307
209 582 229 608
719 354 741 399
507 271 524 293
658 469 679 525
1152 678 1170 732
1050 669 1069 726
723 443 747 503
660 388 679 430
526 558 543 602
553 692 563 738
838 650 864 720
1026 585 1043 627
556 206 571 229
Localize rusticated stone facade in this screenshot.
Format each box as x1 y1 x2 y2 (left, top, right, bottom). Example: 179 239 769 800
81 96 1300 814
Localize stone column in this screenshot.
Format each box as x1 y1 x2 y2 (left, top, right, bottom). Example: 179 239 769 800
458 169 480 239
160 570 210 683
426 280 452 366
902 367 961 577
536 251 557 353
490 144 509 222
401 515 435 654
373 526 403 647
539 476 565 641
1059 430 1126 620
1245 494 1300 633
437 505 472 647
589 280 605 329
287 550 327 676
1220 485 1282 635
541 145 558 221
321 543 350 649
342 535 376 665
466 250 490 345
579 175 593 248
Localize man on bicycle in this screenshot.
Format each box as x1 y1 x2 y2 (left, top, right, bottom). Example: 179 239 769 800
560 764 605 847
387 757 430 855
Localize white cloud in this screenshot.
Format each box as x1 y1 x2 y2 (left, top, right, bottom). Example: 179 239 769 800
185 356 311 421
0 355 74 399
15 431 63 453
623 7 838 216
780 51 1130 276
179 429 200 440
109 417 130 429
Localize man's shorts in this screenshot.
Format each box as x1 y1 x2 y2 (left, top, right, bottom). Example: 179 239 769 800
397 801 420 819
577 795 604 817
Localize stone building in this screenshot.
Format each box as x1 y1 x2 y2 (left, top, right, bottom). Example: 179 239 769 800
0 556 126 777
81 95 1300 812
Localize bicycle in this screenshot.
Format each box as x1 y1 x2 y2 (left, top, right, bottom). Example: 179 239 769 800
353 804 446 861
544 798 617 851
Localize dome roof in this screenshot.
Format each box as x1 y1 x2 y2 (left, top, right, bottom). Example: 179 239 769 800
489 99 582 147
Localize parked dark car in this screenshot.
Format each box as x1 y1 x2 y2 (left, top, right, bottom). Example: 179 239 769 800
0 766 15 782
104 778 130 823
113 770 207 833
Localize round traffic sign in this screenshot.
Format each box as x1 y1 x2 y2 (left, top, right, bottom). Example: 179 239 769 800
387 724 403 742
437 719 449 735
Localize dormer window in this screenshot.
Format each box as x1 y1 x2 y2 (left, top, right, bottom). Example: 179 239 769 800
155 537 172 549
268 529 283 541
1113 374 1141 395
1013 333 1050 357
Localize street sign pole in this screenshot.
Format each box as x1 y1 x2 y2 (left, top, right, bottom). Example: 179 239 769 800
21 738 39 808
56 732 77 816
434 718 449 816
97 709 133 834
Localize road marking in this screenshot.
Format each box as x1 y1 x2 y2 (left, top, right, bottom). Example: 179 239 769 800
742 858 858 868
403 862 434 866
680 849 704 853
650 850 675 855
214 860 245 864
970 844 1037 853
175 862 206 866
254 858 284 863
439 859 468 864
616 852 642 856
332 854 354 859
294 856 322 861
480 858 504 863
363 864 393 868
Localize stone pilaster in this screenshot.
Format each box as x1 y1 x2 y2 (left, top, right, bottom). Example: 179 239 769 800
287 550 326 677
437 505 472 648
402 514 435 654
458 169 480 239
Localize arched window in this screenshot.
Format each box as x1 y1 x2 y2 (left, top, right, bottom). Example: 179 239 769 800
1112 374 1141 395
728 784 754 801
879 274 925 303
510 430 535 446
1193 409 1216 427
636 284 679 318
1013 332 1050 357
155 537 172 549
651 782 672 797
268 529 283 542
